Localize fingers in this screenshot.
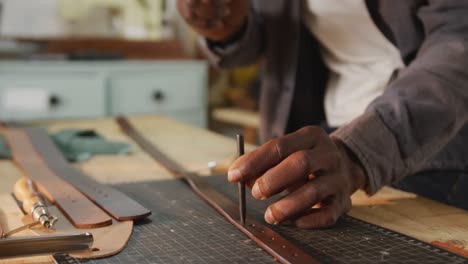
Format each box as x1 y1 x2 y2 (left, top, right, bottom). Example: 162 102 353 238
294 196 352 229
264 176 339 224
228 126 328 183
251 147 339 199
282 177 312 195
246 178 256 189
226 125 352 229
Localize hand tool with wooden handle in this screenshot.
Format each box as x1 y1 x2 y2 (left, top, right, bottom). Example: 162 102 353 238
13 177 57 230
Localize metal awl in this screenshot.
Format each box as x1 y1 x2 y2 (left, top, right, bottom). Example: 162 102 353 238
236 134 246 225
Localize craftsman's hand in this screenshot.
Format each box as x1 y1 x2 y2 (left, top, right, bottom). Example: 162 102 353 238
228 126 367 228
177 0 249 41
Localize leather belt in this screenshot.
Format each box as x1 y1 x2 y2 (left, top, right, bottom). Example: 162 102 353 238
24 127 151 221
1 128 112 228
116 117 319 264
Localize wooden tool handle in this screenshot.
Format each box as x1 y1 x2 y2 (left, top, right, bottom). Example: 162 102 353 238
14 177 44 213
13 177 58 229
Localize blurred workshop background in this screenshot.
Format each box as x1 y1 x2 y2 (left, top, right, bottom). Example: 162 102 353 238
0 0 260 143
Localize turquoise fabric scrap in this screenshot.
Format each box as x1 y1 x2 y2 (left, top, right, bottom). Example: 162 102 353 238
52 129 133 162
0 135 11 159
0 129 132 162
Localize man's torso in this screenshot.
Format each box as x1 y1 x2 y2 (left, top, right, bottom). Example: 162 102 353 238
302 0 404 127
253 0 468 174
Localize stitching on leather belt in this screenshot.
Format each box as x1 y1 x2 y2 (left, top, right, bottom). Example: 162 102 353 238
23 127 152 221
1 127 112 228
116 116 320 264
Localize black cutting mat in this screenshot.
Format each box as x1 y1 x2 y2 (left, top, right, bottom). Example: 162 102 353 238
209 176 467 263
76 178 276 264
63 175 467 264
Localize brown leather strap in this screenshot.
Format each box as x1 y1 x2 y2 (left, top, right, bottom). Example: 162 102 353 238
116 117 319 264
24 127 151 221
1 128 112 228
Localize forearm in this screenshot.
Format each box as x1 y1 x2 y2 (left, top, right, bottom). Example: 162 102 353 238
332 37 468 194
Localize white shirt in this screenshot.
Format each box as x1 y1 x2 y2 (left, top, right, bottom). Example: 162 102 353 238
303 0 404 127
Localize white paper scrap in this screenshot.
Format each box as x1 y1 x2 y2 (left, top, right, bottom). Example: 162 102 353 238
1 88 51 112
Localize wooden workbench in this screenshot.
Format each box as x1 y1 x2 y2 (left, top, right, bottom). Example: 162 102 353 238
1 115 467 263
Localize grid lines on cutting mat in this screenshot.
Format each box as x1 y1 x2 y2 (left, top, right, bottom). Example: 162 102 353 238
60 176 467 264
79 179 276 264
209 175 468 264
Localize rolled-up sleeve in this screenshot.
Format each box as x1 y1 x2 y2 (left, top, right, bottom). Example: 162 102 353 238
332 0 468 194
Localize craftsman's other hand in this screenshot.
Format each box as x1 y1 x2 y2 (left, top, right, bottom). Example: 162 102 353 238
228 126 367 228
177 0 249 41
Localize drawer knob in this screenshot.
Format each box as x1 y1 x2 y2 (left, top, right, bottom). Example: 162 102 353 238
152 91 165 103
49 95 61 107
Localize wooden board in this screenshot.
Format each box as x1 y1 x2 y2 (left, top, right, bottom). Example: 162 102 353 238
213 108 260 128
1 115 467 263
51 116 468 225
124 116 468 255
349 195 468 256
41 116 246 184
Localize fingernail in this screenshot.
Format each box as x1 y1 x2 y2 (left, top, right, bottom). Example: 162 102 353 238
265 208 277 225
252 183 265 200
227 168 241 182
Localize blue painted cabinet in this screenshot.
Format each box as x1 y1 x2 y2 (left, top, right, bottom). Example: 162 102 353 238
0 61 208 127
0 71 106 120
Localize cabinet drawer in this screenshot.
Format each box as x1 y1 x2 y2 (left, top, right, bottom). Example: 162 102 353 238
109 67 207 115
0 72 106 120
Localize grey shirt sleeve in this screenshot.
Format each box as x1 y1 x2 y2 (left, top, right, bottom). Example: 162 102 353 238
332 1 468 194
